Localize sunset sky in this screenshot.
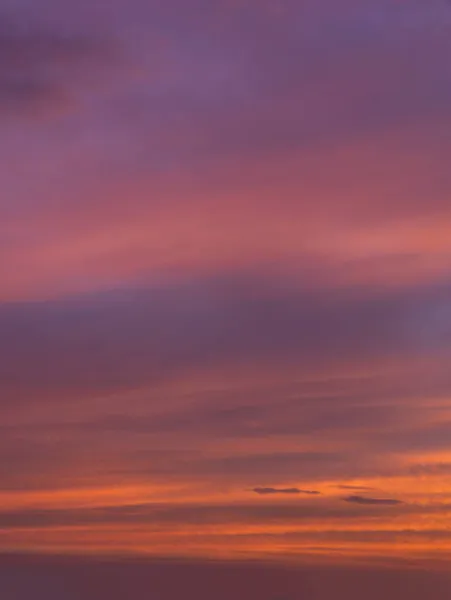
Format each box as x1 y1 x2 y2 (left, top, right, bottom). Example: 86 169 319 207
2 0 451 596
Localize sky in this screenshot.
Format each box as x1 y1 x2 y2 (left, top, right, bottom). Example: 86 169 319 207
1 0 451 597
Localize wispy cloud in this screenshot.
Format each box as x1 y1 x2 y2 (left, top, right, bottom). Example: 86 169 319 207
343 496 403 506
252 487 320 496
337 485 377 491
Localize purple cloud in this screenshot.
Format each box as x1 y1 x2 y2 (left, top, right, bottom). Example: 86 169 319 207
344 496 403 506
252 487 320 496
0 11 125 119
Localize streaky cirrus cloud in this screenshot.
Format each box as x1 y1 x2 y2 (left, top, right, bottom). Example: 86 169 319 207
344 496 403 506
1 271 450 398
337 485 377 491
252 487 321 496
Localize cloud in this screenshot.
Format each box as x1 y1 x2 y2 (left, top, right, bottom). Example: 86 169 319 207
2 271 450 398
0 500 413 530
88 0 451 226
0 270 450 491
252 487 320 496
409 463 451 477
0 13 124 118
0 0 451 564
337 485 376 491
343 496 403 506
5 496 451 533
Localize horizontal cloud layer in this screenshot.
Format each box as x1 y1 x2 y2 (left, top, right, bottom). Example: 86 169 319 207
343 496 403 506
253 488 320 496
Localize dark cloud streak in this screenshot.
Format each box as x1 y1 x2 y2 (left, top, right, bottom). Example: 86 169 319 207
252 487 320 496
344 496 403 506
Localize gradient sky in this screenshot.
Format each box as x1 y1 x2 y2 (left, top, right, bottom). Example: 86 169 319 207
2 0 451 596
